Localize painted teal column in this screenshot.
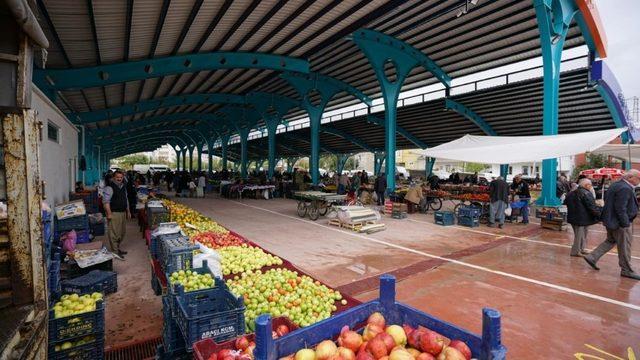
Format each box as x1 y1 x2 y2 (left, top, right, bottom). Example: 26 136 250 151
267 121 278 179
374 152 385 176
221 135 230 171
188 146 194 172
173 147 181 171
239 128 250 179
425 157 436 178
196 144 203 172
352 29 450 193
182 150 187 171
207 142 213 174
534 0 578 206
500 164 509 179
337 154 348 175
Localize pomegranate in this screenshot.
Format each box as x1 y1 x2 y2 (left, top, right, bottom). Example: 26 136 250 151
337 347 356 360
316 340 338 360
416 354 436 360
295 348 316 360
218 349 236 359
276 324 291 337
407 330 423 351
402 325 415 336
388 348 414 360
363 324 383 341
236 336 250 351
447 341 471 360
366 338 388 359
356 351 375 360
405 348 420 358
385 325 407 346
420 330 444 356
367 312 386 329
208 353 218 360
358 342 368 356
436 347 465 360
338 328 363 352
374 333 396 353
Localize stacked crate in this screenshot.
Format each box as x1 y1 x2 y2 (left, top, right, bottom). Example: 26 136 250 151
146 203 170 230
391 202 408 219
457 206 481 228
61 270 118 295
54 213 90 245
48 295 105 359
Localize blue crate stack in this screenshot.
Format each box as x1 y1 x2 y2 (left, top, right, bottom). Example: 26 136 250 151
159 295 189 358
48 296 105 360
48 253 61 301
151 232 183 260
254 275 506 360
434 211 455 226
159 236 197 275
457 206 481 228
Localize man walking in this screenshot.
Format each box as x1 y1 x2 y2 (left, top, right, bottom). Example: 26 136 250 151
103 171 131 258
564 178 601 257
488 176 509 228
584 170 640 280
374 173 387 206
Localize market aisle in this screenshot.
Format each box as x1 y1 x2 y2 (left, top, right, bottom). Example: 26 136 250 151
177 195 640 359
101 219 162 347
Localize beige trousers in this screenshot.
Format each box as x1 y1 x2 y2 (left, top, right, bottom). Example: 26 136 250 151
108 212 127 252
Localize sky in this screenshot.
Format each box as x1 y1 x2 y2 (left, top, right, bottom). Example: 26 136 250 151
597 0 640 98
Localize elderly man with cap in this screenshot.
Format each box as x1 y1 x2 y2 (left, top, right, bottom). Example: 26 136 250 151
564 178 601 257
584 169 640 280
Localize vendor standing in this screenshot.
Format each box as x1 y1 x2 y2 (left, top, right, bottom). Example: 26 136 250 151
489 176 509 228
510 175 530 224
103 171 131 258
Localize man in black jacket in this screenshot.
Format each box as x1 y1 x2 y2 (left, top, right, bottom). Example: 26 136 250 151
374 173 387 206
584 170 640 280
564 178 601 257
510 175 531 224
488 176 509 228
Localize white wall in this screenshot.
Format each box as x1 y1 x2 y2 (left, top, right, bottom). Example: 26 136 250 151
32 87 79 207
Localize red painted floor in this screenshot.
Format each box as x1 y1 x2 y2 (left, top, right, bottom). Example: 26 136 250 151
104 194 640 359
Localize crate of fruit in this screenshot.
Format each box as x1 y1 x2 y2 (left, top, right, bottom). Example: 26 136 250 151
55 213 89 232
173 281 246 351
254 274 506 360
49 293 105 343
61 270 118 295
192 317 298 360
160 235 197 274
165 261 225 314
48 334 104 360
148 207 171 229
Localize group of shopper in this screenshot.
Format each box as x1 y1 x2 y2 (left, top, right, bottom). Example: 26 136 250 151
487 174 531 228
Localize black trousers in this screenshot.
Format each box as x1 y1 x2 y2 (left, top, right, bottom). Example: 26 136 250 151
376 191 385 206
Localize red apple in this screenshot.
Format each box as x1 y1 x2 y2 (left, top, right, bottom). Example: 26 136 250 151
420 330 444 356
337 347 356 360
236 336 250 351
366 338 388 359
338 329 363 352
316 340 338 360
447 341 471 360
363 324 383 341
374 333 396 353
402 325 415 336
436 347 466 360
367 312 386 329
416 353 436 360
356 351 375 360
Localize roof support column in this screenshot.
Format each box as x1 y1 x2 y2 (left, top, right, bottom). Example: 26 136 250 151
534 0 578 207
220 135 230 171
337 154 349 175
286 158 296 173
500 164 509 179
188 146 194 172
172 146 180 170
196 144 203 172
181 149 187 171
425 157 436 179
239 128 250 179
352 29 451 193
267 121 278 179
374 152 385 176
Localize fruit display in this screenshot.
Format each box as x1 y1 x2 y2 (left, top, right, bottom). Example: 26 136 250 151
162 200 228 236
193 231 245 249
452 193 490 202
219 245 284 276
52 335 98 352
203 325 292 360
283 312 473 360
226 268 343 328
168 269 216 292
52 292 103 318
424 190 452 198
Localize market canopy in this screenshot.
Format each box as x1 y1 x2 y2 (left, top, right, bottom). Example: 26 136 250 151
591 144 640 163
421 128 626 164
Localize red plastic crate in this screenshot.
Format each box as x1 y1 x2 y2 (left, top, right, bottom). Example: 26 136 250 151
192 317 298 360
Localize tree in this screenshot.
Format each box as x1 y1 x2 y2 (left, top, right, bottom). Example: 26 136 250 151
464 162 488 173
115 153 150 170
320 155 337 171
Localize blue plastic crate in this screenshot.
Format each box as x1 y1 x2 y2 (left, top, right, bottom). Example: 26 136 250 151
457 215 480 228
162 296 186 353
434 211 455 226
150 232 183 260
156 344 191 360
458 206 482 218
48 334 104 360
49 257 61 295
55 214 89 232
48 297 105 343
147 207 170 229
160 236 197 274
151 271 163 296
166 263 225 316
61 270 117 295
90 221 105 236
255 275 506 360
173 282 245 351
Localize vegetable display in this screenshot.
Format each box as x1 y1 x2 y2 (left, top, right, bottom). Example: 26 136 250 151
218 245 284 276
52 292 103 318
193 231 245 249
168 269 216 292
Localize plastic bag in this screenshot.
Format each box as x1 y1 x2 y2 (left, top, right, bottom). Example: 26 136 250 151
151 222 181 237
504 206 512 217
193 241 222 278
62 230 77 253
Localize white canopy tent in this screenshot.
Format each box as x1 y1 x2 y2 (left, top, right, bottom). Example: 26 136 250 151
423 128 627 164
591 143 640 163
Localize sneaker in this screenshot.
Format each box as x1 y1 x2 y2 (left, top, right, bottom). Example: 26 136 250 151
583 255 599 270
112 252 125 261
119 250 128 255
621 271 640 280
580 250 590 255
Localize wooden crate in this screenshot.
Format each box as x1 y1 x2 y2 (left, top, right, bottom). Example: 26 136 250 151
540 218 566 231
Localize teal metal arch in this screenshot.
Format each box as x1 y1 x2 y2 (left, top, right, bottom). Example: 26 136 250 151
95 123 210 144
34 52 310 91
90 113 222 138
444 99 497 136
281 72 373 107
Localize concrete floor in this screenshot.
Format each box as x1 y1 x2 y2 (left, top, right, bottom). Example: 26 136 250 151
104 195 640 358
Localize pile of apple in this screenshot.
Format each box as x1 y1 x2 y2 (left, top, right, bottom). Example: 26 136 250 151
52 335 98 352
206 325 292 360
162 200 228 236
284 312 472 360
168 269 216 292
193 231 245 249
226 268 345 328
52 292 103 319
218 244 284 276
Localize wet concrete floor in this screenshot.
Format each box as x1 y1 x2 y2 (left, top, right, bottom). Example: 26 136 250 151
103 194 640 358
